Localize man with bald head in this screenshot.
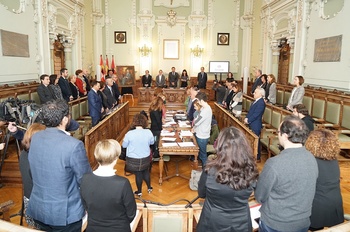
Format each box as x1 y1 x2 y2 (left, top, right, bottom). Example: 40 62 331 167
244 87 266 162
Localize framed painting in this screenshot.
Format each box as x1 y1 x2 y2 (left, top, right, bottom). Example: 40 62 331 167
115 66 135 87
217 33 229 45
163 39 179 59
114 31 126 44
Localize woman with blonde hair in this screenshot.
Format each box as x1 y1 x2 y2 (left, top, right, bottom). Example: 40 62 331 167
20 123 46 228
149 97 164 157
197 127 259 231
80 139 136 232
305 129 344 231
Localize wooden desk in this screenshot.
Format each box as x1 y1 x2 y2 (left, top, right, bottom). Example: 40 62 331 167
158 129 199 185
138 87 155 103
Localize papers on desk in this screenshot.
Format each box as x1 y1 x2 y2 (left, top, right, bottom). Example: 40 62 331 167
178 142 195 147
160 131 175 136
250 204 261 230
180 130 193 136
175 113 186 117
162 142 178 147
161 137 177 141
178 121 191 127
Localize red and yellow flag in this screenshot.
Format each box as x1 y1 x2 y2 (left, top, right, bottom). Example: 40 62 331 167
111 55 115 73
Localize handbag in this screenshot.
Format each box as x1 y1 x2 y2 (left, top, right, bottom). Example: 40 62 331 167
189 170 202 191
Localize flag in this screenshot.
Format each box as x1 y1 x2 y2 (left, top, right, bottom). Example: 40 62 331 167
105 55 109 73
99 54 104 76
111 55 115 73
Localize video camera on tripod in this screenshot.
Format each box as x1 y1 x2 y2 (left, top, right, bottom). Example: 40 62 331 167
0 98 41 126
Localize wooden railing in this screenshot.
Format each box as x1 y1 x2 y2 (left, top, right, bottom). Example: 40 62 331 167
213 103 259 159
84 102 130 169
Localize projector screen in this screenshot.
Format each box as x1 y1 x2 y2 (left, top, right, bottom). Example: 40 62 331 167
209 61 230 73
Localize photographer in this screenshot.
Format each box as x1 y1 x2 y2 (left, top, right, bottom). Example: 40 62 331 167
211 80 226 105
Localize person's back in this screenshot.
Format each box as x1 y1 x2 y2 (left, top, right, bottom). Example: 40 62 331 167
255 115 318 232
27 100 91 230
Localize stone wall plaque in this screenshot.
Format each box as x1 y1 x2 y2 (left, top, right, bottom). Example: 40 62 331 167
1 29 29 57
313 35 342 62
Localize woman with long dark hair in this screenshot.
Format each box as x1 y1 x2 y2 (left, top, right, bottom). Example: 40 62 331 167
197 127 259 231
122 113 155 197
48 74 63 100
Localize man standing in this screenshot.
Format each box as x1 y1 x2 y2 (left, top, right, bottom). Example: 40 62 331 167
88 81 103 127
168 67 179 88
255 115 318 232
27 99 92 231
103 77 117 109
58 68 73 102
155 69 166 87
82 69 91 92
192 91 212 166
111 74 121 102
142 70 152 87
37 74 54 104
251 69 263 95
197 67 207 89
244 87 266 162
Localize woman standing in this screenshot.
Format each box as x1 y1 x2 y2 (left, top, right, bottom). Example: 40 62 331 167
20 123 46 229
197 127 259 232
122 113 155 196
286 75 305 111
305 129 344 231
149 97 164 157
265 74 276 104
48 74 63 100
80 139 136 232
229 84 243 117
180 69 189 88
68 75 80 100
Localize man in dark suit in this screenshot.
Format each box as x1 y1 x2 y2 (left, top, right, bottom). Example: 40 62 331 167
168 67 179 88
103 77 117 109
37 74 54 104
111 74 121 101
58 68 73 102
88 81 103 126
244 87 266 162
82 69 91 92
27 99 91 231
155 69 166 87
142 70 152 87
224 82 234 109
197 67 208 89
251 69 263 95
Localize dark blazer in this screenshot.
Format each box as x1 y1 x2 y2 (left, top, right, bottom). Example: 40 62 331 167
197 72 208 89
251 76 262 94
246 97 266 134
142 75 152 87
69 82 79 100
27 128 92 226
88 89 102 126
310 159 344 229
103 86 117 109
58 76 72 102
37 83 54 104
83 75 91 92
155 74 166 87
98 90 108 110
150 110 162 133
197 168 253 231
187 100 196 122
168 72 179 88
112 82 120 100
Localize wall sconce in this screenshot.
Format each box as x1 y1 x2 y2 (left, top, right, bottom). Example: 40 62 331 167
191 45 204 57
139 44 152 56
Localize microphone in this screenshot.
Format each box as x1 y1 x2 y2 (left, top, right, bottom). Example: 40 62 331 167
5 103 16 120
185 196 200 208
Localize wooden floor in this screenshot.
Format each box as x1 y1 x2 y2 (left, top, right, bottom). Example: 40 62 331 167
1 98 350 229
